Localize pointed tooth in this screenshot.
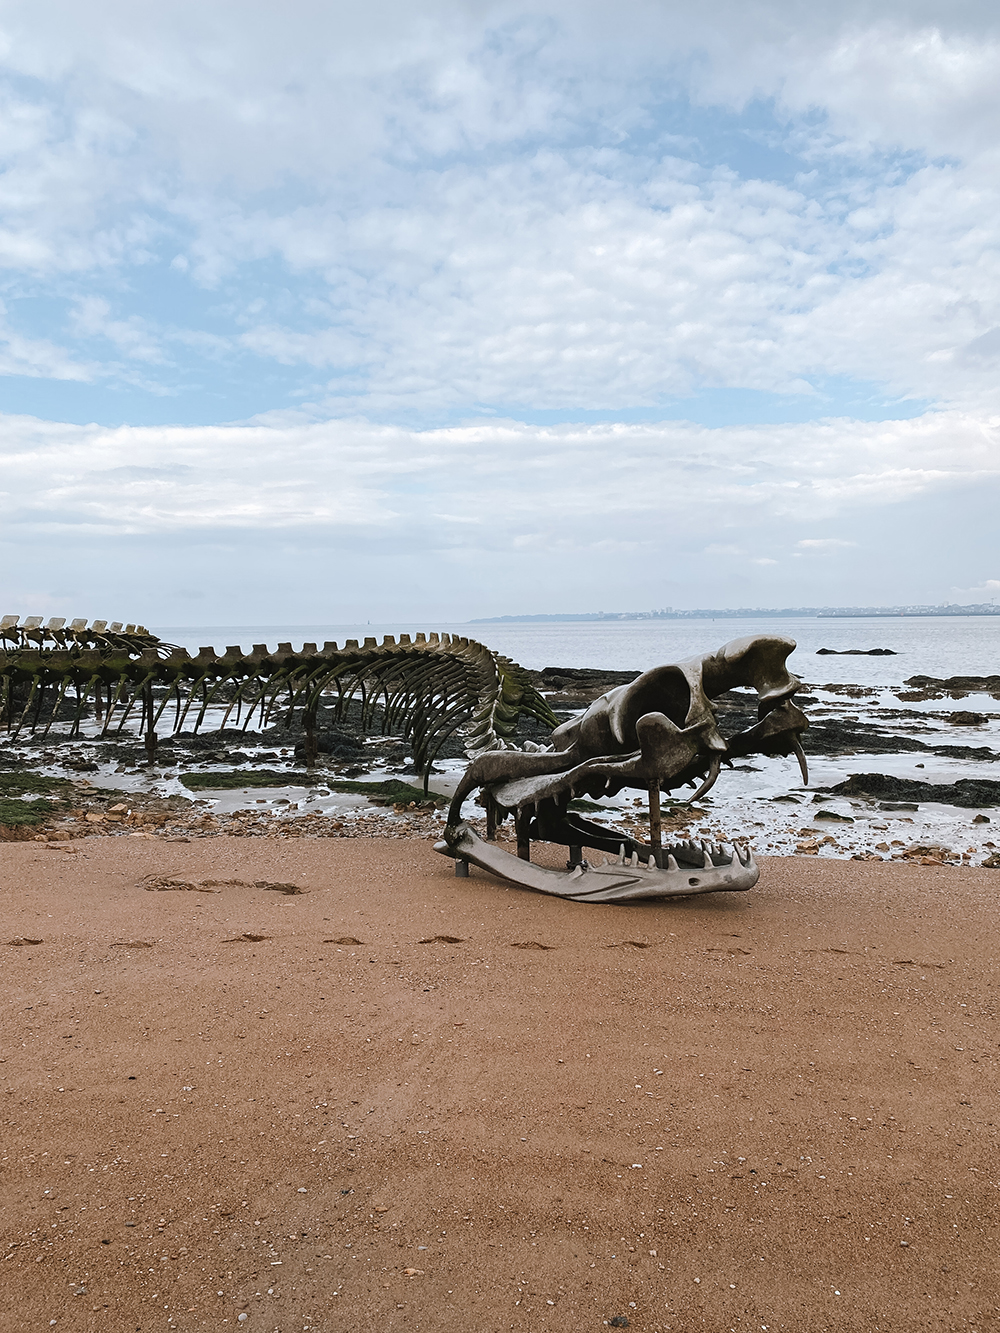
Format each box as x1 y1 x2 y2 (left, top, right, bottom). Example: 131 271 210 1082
792 737 809 785
691 754 722 801
647 855 656 871
702 847 713 869
630 851 639 868
666 854 679 872
619 843 626 864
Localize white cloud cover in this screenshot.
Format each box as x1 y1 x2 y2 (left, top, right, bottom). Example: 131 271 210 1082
1 1 998 615
2 407 997 620
1 1 1000 413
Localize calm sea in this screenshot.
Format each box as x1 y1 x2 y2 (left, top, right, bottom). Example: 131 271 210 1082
151 616 1000 687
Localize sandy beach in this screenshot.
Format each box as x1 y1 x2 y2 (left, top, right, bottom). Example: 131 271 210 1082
2 835 998 1332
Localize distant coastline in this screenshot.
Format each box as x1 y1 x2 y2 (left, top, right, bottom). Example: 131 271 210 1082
471 604 1000 623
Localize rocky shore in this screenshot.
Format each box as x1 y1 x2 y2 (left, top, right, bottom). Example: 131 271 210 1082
2 666 998 867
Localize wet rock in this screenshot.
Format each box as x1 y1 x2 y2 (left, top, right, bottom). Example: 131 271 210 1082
803 719 928 757
931 745 996 761
534 666 640 694
822 773 1000 809
293 727 363 761
906 673 1000 692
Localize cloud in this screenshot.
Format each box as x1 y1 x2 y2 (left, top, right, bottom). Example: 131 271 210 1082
0 302 94 380
947 577 1000 603
796 538 857 549
2 403 996 620
0 1 999 418
1 1 998 621
1 402 995 539
70 297 167 364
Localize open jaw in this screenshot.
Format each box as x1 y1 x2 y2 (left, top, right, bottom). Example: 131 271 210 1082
434 633 807 903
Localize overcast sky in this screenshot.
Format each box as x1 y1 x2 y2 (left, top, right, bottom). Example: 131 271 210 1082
2 0 999 625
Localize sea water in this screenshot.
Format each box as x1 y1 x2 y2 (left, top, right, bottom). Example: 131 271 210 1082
152 616 1000 686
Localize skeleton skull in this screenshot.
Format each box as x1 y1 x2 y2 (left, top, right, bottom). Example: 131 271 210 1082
436 634 808 901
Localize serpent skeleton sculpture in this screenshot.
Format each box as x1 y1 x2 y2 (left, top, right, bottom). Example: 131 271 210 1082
1 616 808 903
0 615 557 785
435 634 809 903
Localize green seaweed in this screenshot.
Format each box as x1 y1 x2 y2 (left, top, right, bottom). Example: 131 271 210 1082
0 772 74 797
324 779 445 807
180 769 311 790
0 797 60 826
179 771 443 806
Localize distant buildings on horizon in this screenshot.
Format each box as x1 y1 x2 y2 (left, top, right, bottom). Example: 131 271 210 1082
471 604 1000 622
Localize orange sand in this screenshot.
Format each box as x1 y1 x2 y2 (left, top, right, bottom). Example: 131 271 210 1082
2 837 998 1332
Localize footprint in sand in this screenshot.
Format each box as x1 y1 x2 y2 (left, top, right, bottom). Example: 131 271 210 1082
112 941 154 949
510 941 555 950
604 940 654 949
222 933 270 943
7 937 43 946
325 936 363 945
138 875 304 895
418 935 464 944
139 875 220 893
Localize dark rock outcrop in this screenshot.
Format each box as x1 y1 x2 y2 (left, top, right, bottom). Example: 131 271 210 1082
905 674 1000 692
821 772 1000 808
